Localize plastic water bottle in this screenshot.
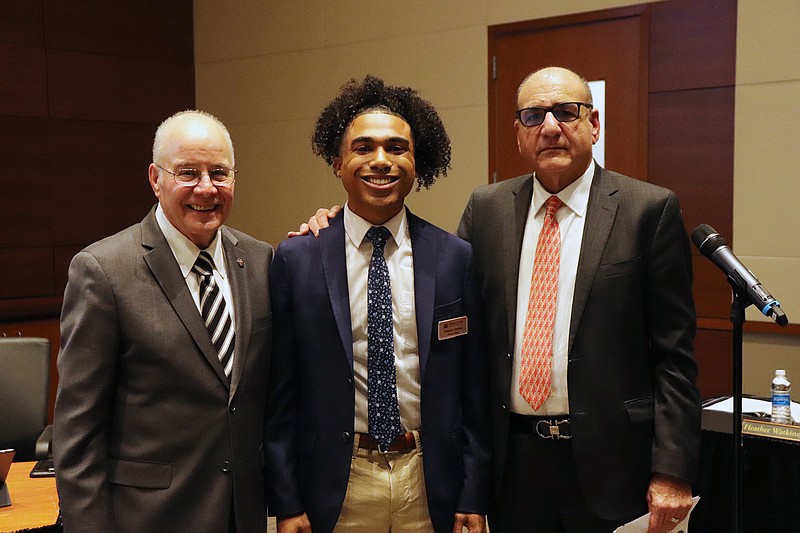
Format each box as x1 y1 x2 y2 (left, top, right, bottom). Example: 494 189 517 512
771 369 792 425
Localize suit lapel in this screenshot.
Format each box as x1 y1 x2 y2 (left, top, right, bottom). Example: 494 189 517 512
222 228 249 396
408 210 434 379
506 176 534 351
569 166 618 349
140 209 231 389
321 216 355 368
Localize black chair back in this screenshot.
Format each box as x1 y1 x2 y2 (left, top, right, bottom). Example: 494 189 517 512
0 337 50 462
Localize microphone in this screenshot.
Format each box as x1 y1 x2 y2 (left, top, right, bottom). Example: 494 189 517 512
691 224 788 326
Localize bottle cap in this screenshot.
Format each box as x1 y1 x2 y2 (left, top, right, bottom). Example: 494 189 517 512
777 369 786 376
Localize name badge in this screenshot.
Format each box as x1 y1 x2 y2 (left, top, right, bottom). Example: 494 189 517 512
438 316 468 341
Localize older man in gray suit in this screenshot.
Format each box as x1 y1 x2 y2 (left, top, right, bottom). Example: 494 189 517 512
54 110 273 533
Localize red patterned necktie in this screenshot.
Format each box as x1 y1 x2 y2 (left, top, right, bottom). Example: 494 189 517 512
519 195 564 410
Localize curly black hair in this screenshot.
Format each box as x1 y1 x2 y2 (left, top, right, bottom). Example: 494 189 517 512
312 75 451 190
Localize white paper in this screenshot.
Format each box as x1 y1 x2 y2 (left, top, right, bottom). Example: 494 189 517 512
613 496 700 533
704 396 800 422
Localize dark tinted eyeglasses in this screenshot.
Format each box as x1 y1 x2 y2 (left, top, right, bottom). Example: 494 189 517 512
515 102 593 127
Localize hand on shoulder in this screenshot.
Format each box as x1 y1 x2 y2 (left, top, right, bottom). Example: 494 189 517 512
286 206 341 238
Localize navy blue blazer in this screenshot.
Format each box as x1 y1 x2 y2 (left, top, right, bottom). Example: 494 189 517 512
265 209 491 533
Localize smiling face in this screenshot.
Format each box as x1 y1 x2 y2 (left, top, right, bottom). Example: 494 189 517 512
148 115 234 249
515 67 600 193
334 112 416 225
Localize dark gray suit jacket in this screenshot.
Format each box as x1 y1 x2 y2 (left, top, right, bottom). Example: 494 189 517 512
457 165 701 520
54 207 273 533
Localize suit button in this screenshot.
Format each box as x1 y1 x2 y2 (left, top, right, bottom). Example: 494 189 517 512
229 405 236 412
342 432 351 442
222 460 231 473
502 404 508 410
507 353 512 358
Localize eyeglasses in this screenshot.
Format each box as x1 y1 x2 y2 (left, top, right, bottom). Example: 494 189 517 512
155 164 237 187
515 102 593 127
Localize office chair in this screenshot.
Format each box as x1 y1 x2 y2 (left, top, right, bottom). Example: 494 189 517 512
0 337 53 462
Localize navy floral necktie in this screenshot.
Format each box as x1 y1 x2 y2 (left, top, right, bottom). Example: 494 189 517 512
365 226 402 449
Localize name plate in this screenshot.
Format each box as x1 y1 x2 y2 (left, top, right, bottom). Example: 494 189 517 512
742 417 800 443
438 316 468 341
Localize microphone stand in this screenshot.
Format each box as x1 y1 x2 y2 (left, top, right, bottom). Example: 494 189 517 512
729 291 746 533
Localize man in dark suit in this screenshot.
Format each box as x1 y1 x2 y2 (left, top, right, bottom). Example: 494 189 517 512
456 67 701 532
53 110 273 533
266 76 491 533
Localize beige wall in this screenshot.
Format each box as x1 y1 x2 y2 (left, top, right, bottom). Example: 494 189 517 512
194 0 800 396
736 1 800 395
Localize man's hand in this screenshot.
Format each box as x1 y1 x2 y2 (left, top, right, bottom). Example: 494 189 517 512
277 512 312 533
453 512 486 533
286 206 342 238
646 473 692 533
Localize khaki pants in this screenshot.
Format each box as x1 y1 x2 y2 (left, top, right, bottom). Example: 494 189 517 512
334 431 434 532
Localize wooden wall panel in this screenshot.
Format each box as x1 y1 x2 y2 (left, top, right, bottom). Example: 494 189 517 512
0 117 51 247
0 0 43 46
649 0 737 92
43 0 193 62
47 50 195 124
695 328 734 398
0 2 194 321
0 44 47 117
693 258 735 320
647 0 737 398
49 119 159 246
648 86 735 242
53 247 83 296
0 248 54 299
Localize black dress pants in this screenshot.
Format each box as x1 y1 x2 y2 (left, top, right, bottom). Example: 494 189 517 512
489 424 639 533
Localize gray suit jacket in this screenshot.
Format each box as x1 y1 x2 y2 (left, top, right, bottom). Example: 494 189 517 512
457 165 701 520
54 207 273 533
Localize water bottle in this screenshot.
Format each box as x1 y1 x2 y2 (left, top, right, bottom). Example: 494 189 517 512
771 369 792 425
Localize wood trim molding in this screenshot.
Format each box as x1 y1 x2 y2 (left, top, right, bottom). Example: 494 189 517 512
698 316 800 336
0 297 63 322
488 5 647 36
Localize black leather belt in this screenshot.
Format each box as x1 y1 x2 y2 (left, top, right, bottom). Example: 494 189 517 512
509 413 571 440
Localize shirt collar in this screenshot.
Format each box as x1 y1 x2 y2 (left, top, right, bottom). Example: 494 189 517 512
343 203 408 249
155 203 227 280
532 159 595 218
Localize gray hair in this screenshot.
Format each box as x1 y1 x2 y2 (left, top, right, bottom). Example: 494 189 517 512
152 110 235 166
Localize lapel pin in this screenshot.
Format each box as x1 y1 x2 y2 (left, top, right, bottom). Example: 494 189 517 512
237 258 245 268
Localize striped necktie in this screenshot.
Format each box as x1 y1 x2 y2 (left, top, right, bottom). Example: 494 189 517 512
193 251 235 379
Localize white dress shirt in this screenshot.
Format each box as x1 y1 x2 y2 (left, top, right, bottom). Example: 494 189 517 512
155 203 236 327
343 204 421 434
511 161 594 415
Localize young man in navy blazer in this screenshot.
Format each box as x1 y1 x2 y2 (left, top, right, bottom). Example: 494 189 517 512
265 76 491 533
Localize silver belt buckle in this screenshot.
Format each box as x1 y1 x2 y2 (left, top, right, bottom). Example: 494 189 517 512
535 419 571 440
